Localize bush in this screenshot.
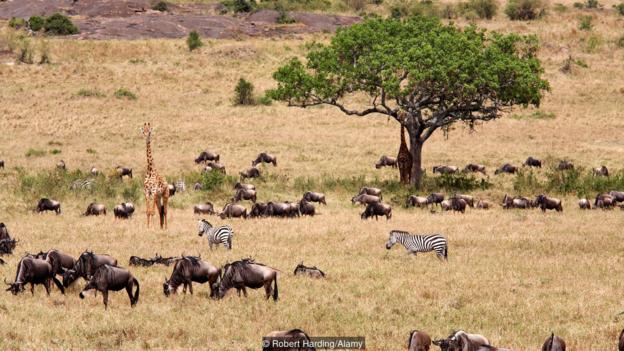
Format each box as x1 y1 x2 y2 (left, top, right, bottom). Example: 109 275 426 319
579 15 593 30
585 0 599 8
75 89 106 98
221 0 256 13
8 17 26 29
276 9 297 24
258 94 273 105
28 16 45 31
44 13 79 35
615 3 624 15
16 38 33 64
152 1 169 11
49 149 61 155
114 88 137 100
187 31 202 51
466 0 498 19
584 34 602 52
573 2 585 8
505 0 546 20
233 78 255 105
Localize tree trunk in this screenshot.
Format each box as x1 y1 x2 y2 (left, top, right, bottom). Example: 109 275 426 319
408 129 424 188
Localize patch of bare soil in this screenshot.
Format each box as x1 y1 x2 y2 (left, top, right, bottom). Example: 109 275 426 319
0 0 360 39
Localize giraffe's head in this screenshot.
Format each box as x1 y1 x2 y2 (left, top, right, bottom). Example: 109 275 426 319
141 123 153 139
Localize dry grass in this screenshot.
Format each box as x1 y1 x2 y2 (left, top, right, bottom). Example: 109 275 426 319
1 6 624 349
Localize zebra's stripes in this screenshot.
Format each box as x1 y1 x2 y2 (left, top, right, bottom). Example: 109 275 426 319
175 180 186 192
197 219 233 250
386 230 448 260
70 179 95 190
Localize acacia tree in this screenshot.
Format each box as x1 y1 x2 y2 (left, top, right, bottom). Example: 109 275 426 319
268 16 550 187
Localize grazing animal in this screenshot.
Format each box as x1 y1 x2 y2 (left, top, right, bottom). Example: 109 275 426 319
240 167 261 180
56 159 66 170
463 163 486 175
426 193 445 207
442 331 509 351
232 188 257 203
5 256 65 295
63 251 118 288
386 230 447 260
115 166 133 179
84 202 106 216
206 161 226 174
174 179 186 192
293 263 325 278
440 200 452 212
557 160 574 170
70 179 95 190
234 182 256 191
250 202 269 218
433 165 459 174
197 219 234 250
455 194 474 207
193 182 202 191
541 333 566 351
593 166 609 177
524 156 542 168
194 150 220 164
376 155 398 169
34 250 75 275
476 200 491 209
594 193 615 209
298 199 315 216
535 195 563 212
219 203 247 219
252 152 277 167
361 202 392 220
141 123 170 229
36 198 61 214
266 202 298 218
193 202 215 215
397 121 412 184
113 202 135 219
129 256 154 267
448 197 467 213
433 331 491 350
502 194 534 209
168 184 176 197
351 194 381 205
152 254 178 266
263 329 315 351
494 163 518 175
79 265 139 309
163 256 220 297
0 223 17 255
578 198 591 209
408 330 432 351
609 191 624 203
302 191 326 205
407 195 428 208
358 187 382 199
214 258 279 301
90 166 99 176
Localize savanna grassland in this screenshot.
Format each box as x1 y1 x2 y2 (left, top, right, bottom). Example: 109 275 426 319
2 1 624 349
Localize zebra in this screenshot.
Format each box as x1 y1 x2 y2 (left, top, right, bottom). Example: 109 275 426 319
175 179 186 193
70 179 94 190
197 219 233 250
385 230 448 260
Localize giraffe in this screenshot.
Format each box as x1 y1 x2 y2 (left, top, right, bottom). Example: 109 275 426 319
141 123 170 229
397 111 412 185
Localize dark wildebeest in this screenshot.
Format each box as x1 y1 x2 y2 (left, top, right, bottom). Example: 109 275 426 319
152 254 178 266
433 165 458 174
408 330 431 351
0 223 17 255
455 194 474 207
557 160 574 170
263 329 315 351
298 200 315 216
541 333 566 351
618 328 624 351
494 163 518 175
524 156 542 168
193 202 215 215
609 191 624 203
358 187 382 199
376 155 397 169
293 263 325 278
63 251 118 288
163 256 220 297
535 195 563 212
426 193 445 207
351 194 380 205
463 163 486 175
240 167 260 180
214 258 279 301
361 202 392 220
578 198 591 209
219 203 247 219
194 150 220 164
433 331 492 351
79 265 139 309
0 160 4 169
34 249 75 275
303 191 326 205
84 203 106 216
407 195 428 208
5 256 65 296
129 256 154 267
115 166 133 179
206 161 226 174
593 166 609 177
56 159 66 170
448 197 467 213
113 202 135 219
193 182 202 191
36 198 61 215
476 200 491 209
594 193 615 209
234 182 255 191
502 194 534 209
266 202 297 218
252 152 277 167
250 202 269 218
232 188 257 203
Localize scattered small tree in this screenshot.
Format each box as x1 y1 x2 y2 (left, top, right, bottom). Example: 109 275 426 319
505 0 546 20
152 1 169 11
233 78 255 105
44 13 79 35
585 0 599 8
466 0 498 19
187 31 203 51
8 17 26 29
221 0 256 13
114 88 137 100
28 16 45 31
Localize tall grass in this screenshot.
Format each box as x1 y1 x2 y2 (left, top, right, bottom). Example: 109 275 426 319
513 167 624 197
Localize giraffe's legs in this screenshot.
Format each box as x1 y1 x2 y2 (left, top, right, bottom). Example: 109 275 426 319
162 193 169 229
153 196 160 229
146 194 156 228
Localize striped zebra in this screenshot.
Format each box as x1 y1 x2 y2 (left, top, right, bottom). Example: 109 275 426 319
175 179 186 193
70 179 95 190
385 230 448 260
197 219 233 250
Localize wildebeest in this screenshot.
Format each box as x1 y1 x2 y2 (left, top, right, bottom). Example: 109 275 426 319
56 159 66 170
193 182 202 191
90 166 99 176
113 202 135 219
361 202 392 220
0 222 17 255
541 333 566 351
463 163 486 174
408 330 431 351
36 198 61 214
578 198 591 209
266 202 299 218
234 182 256 191
609 191 624 203
168 184 176 197
440 200 452 212
351 194 381 205
219 203 247 219
535 195 563 212
448 197 467 213
593 166 609 177
595 193 615 209
524 156 542 168
426 193 445 207
494 163 518 175
252 152 277 167
407 195 428 208
84 202 106 216
358 187 382 199
240 167 260 180
163 256 220 297
433 165 459 174
250 202 269 218
79 265 139 309
129 256 154 267
432 331 492 351
5 255 65 296
455 194 474 207
193 202 215 215
205 161 226 174
115 166 133 179
298 200 315 216
214 258 279 301
302 191 326 205
476 200 491 209
194 150 220 164
557 160 574 170
34 249 75 275
293 263 325 278
63 251 118 288
263 329 315 351
232 188 257 203
376 155 397 169
502 194 534 209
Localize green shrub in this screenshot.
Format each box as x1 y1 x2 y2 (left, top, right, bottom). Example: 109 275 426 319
615 3 624 15
114 88 137 100
276 9 297 24
573 2 585 8
579 15 593 30
221 0 256 13
466 0 498 19
258 94 273 105
8 17 27 29
585 0 599 8
152 1 169 11
28 16 45 31
49 149 61 155
76 88 106 98
86 148 97 154
584 34 602 53
233 78 255 105
44 13 79 35
186 31 202 52
25 148 46 157
505 0 546 20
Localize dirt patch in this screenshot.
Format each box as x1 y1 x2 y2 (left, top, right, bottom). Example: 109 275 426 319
0 0 360 40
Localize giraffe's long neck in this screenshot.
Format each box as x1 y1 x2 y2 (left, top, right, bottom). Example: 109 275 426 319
400 125 407 148
146 136 155 175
